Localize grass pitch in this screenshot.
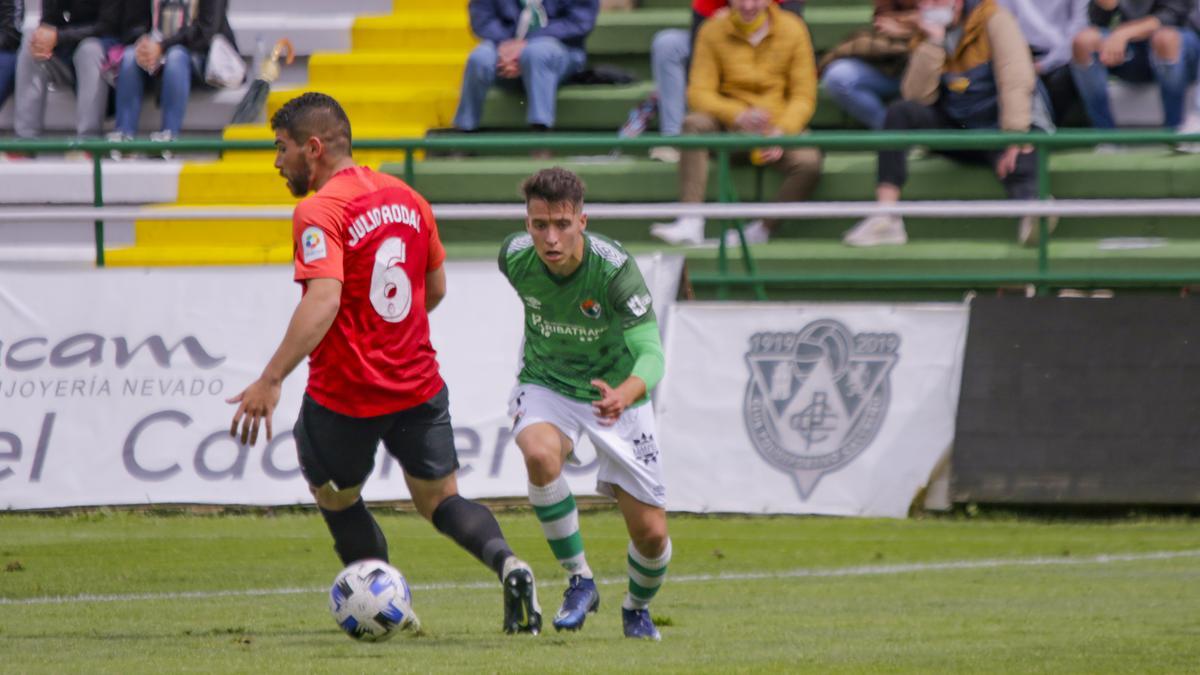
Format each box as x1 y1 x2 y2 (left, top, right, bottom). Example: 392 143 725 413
0 509 1197 674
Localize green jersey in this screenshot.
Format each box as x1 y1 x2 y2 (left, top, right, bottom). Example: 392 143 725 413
498 231 657 402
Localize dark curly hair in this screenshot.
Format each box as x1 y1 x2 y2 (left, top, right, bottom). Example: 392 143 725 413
520 167 586 209
270 92 352 157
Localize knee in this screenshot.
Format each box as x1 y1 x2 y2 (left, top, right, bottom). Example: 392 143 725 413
682 112 716 133
821 59 858 95
1151 28 1181 61
73 38 104 68
465 43 497 75
633 526 669 558
520 38 566 72
520 444 560 479
1072 28 1102 63
881 100 923 130
784 148 823 175
311 483 363 512
651 29 689 63
163 45 191 71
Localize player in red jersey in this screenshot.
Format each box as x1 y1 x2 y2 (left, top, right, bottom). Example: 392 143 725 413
228 92 541 635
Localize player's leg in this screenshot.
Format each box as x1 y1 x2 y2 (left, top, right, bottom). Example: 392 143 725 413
613 486 670 641
294 395 389 565
586 402 671 640
383 386 541 634
512 386 599 631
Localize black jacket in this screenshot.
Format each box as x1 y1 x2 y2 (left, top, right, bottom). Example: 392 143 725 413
1 0 21 52
39 0 109 50
98 0 154 45
159 0 236 54
1089 0 1191 27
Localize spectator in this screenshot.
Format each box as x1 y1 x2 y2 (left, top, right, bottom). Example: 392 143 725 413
998 0 1087 126
453 0 599 138
0 0 20 109
650 0 804 163
1070 0 1198 136
111 0 237 145
820 0 921 130
650 0 822 246
842 0 1053 248
13 0 113 139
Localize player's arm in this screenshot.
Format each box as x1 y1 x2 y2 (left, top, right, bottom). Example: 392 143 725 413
592 321 665 422
228 277 342 445
426 265 446 312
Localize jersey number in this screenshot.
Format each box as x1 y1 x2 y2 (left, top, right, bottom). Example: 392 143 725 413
369 237 412 323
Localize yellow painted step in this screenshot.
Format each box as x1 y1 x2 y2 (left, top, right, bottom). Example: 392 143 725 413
106 244 292 267
133 208 292 247
353 16 476 52
265 86 458 128
307 52 467 87
172 161 300 204
219 123 429 164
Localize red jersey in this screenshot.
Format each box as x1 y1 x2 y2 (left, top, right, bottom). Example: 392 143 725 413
292 166 447 418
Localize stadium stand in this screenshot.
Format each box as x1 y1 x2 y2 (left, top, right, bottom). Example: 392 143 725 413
1 0 1198 282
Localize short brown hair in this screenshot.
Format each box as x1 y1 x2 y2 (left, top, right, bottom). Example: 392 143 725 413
521 167 586 208
270 92 352 157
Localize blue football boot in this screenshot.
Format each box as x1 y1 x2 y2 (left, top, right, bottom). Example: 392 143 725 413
622 608 661 641
552 575 599 631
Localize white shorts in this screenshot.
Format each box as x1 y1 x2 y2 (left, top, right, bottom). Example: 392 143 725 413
509 383 667 508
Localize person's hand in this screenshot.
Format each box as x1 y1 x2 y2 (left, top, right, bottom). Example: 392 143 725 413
497 39 525 77
135 35 163 72
874 16 906 38
30 24 57 60
227 377 282 446
756 146 784 164
591 379 631 426
734 108 773 134
995 144 1033 179
1099 32 1129 67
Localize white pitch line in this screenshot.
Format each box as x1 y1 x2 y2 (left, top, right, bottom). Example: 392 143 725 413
2 549 1197 607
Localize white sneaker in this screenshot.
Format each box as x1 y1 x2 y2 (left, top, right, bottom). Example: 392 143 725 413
106 131 135 160
723 219 770 246
650 215 705 246
150 130 177 159
842 214 907 247
1018 214 1059 247
1175 117 1200 153
649 146 680 163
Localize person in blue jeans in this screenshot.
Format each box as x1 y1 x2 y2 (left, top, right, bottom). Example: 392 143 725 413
819 0 920 130
112 0 236 146
1070 0 1198 135
453 0 598 139
0 0 21 109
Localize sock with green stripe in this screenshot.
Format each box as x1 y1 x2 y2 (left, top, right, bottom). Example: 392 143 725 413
528 476 593 579
623 538 671 610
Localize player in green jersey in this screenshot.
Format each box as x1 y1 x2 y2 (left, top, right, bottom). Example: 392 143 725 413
498 167 670 641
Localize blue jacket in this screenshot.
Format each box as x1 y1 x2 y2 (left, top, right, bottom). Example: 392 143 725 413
468 0 599 50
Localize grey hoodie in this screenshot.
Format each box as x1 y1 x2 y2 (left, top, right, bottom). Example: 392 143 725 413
999 0 1089 72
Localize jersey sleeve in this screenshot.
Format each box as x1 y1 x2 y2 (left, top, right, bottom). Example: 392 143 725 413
607 256 657 330
497 232 524 284
418 196 446 271
292 198 344 283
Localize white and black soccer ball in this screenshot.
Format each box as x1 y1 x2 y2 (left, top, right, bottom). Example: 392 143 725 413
329 559 419 641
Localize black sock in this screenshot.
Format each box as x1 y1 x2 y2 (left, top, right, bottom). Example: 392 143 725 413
432 495 514 578
319 499 388 566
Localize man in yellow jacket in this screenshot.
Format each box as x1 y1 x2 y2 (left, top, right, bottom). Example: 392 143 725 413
650 0 823 246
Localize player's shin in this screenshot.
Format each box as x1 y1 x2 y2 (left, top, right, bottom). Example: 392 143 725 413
319 499 389 565
431 494 515 578
624 537 671 610
529 476 593 578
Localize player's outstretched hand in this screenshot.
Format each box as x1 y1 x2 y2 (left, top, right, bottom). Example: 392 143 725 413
591 379 627 426
227 378 282 446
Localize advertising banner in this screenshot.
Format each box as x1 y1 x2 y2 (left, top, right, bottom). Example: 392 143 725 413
0 255 681 510
657 303 969 517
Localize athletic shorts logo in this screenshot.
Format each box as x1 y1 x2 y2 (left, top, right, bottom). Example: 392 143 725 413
301 226 327 264
743 320 899 499
580 298 602 320
632 432 659 466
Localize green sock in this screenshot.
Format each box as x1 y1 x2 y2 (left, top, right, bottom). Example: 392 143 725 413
624 538 671 610
528 476 592 578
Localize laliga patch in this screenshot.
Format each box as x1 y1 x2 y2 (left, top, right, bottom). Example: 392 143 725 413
301 226 327 263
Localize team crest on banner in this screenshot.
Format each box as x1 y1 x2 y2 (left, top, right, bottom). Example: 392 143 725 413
743 320 900 499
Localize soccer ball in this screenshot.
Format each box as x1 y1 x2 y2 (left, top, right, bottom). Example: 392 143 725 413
329 559 419 641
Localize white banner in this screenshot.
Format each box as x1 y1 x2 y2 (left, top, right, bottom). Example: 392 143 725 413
0 255 680 510
657 303 968 518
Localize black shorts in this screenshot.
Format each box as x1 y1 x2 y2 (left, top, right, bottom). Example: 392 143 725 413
294 385 459 490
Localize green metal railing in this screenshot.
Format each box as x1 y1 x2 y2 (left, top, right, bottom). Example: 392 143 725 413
3 129 1198 295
